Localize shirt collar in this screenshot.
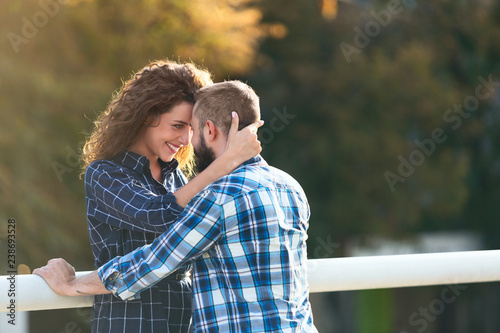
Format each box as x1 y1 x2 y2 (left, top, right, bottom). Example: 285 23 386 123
238 154 267 169
112 150 179 175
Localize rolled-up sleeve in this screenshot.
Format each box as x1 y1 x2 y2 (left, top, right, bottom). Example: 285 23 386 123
98 258 138 300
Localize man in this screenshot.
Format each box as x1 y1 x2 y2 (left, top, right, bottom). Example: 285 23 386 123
34 81 318 332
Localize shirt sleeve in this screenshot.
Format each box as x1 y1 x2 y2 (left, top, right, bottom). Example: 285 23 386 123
86 162 184 233
97 188 224 300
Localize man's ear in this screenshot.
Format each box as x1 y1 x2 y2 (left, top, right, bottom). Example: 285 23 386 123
205 120 218 142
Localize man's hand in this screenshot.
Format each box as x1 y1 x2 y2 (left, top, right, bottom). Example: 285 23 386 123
33 258 80 296
33 258 111 296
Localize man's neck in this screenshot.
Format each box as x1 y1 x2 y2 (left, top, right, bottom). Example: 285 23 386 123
211 139 227 160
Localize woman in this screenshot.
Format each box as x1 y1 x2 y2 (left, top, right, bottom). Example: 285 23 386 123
81 60 261 332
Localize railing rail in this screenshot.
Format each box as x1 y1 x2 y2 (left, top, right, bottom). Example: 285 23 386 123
2 250 500 312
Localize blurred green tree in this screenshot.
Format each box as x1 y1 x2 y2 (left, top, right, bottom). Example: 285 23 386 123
249 0 500 253
0 0 267 271
1 0 500 332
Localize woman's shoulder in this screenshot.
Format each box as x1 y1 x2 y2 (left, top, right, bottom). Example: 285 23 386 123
87 158 121 172
85 159 124 182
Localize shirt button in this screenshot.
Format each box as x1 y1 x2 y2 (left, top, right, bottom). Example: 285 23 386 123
107 272 119 281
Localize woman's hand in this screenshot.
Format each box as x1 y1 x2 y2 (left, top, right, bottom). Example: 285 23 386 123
222 111 264 165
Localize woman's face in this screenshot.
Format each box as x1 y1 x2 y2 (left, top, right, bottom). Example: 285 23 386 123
131 101 193 163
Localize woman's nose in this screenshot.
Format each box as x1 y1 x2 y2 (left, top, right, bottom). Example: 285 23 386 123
179 127 192 146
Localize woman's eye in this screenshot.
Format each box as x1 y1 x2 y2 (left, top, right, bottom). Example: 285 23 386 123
173 124 183 129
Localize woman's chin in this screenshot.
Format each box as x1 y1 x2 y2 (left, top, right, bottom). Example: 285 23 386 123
159 152 175 162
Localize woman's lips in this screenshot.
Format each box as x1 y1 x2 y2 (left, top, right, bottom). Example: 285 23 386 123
166 142 181 153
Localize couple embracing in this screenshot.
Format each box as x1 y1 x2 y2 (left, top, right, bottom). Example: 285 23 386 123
35 60 317 333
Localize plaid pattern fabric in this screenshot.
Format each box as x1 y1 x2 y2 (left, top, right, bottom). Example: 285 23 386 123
99 156 318 333
85 150 192 333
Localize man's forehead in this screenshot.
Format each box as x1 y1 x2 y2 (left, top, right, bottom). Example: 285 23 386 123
192 102 201 119
193 100 201 110
190 113 201 135
191 113 200 124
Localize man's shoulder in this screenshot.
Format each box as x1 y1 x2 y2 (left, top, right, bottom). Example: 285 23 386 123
207 159 305 202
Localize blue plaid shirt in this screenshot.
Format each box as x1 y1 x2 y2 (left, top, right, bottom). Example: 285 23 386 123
99 155 318 332
86 150 192 333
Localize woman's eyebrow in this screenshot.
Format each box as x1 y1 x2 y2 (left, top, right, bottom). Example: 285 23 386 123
172 120 189 125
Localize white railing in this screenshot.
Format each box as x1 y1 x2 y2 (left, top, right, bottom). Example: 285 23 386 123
2 250 500 312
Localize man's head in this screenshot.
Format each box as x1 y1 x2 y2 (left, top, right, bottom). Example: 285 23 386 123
192 80 261 173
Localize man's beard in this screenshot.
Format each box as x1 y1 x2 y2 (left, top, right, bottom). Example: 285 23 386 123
193 134 216 174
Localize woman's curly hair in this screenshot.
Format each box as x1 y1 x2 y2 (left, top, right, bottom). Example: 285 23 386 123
81 60 213 177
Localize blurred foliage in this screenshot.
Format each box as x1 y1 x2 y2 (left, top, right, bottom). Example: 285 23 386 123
0 0 268 271
1 0 500 332
356 289 393 333
0 0 499 292
250 0 500 253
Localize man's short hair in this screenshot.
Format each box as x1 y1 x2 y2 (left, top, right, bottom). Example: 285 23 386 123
194 80 260 134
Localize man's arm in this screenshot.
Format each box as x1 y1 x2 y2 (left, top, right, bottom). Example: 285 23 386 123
33 258 110 296
98 189 224 300
35 189 224 300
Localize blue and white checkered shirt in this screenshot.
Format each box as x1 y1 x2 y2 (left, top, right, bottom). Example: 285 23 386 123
86 150 192 333
98 155 318 332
